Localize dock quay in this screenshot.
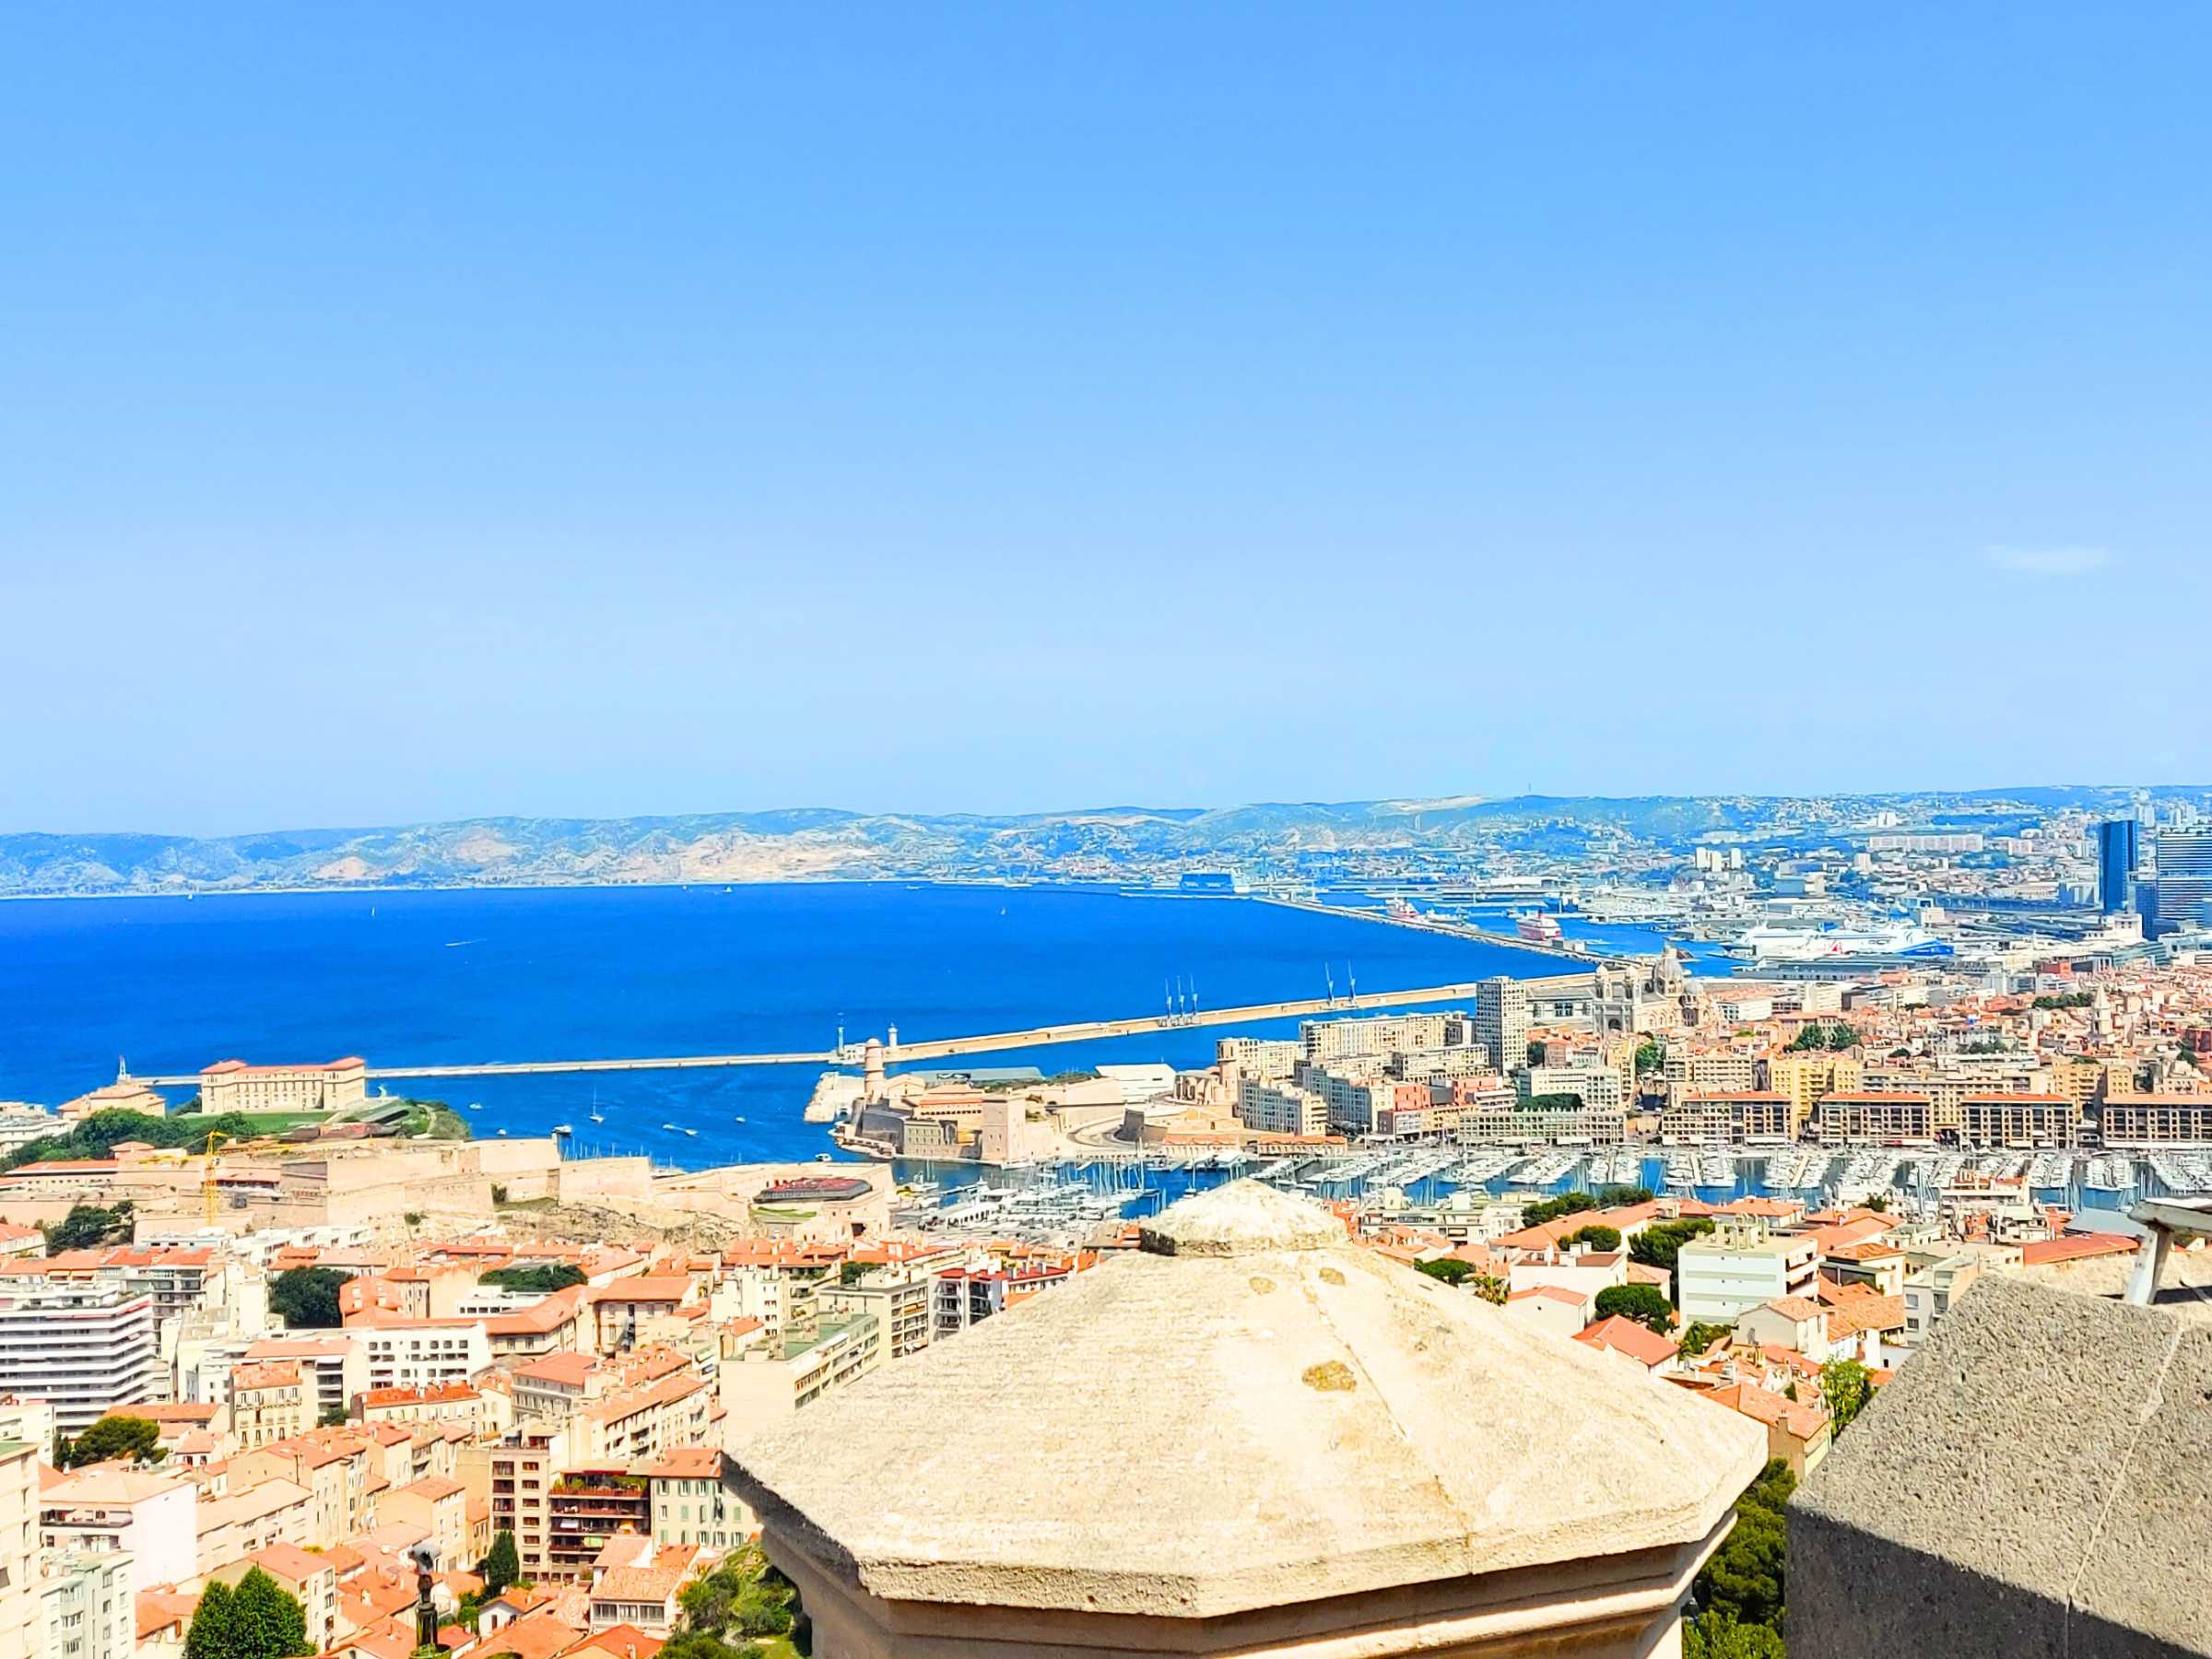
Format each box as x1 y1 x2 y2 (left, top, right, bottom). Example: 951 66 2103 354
137 971 1594 1088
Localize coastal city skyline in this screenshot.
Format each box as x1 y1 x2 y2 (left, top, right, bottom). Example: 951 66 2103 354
9 6 2212 1656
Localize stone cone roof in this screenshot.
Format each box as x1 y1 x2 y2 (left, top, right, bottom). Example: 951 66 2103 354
732 1180 1764 1618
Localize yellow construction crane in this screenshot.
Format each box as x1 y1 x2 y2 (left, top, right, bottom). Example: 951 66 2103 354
202 1131 232 1227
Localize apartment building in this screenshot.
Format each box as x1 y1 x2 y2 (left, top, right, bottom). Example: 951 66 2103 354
0 1440 37 1659
239 1336 367 1422
1661 1091 1793 1146
38 1552 135 1659
720 1316 879 1432
347 1318 491 1391
1764 1052 1865 1132
1664 1052 1761 1097
1524 1061 1627 1112
1813 1092 1935 1147
645 1446 754 1552
818 1272 933 1366
1959 1093 2079 1149
40 1469 198 1595
1472 978 1531 1073
545 1466 651 1579
488 1436 557 1580
2100 1094 2212 1145
0 1283 159 1432
1677 1228 1821 1323
1235 1077 1327 1138
229 1362 310 1449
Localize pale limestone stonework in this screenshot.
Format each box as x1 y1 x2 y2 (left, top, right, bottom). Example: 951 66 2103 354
735 1181 1765 1657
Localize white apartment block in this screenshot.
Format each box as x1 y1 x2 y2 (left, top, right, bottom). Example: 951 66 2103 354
0 1285 159 1433
38 1552 135 1659
348 1322 491 1392
1677 1230 1820 1324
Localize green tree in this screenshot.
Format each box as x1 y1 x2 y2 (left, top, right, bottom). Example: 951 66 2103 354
6 1109 260 1172
1597 1184 1655 1206
1525 1040 1547 1066
43 1202 136 1251
678 1544 799 1641
1560 1224 1622 1253
1820 1359 1873 1435
184 1581 236 1659
229 1567 312 1659
60 1413 165 1468
317 1404 348 1428
1415 1257 1474 1287
1629 1218 1715 1300
1683 1609 1789 1659
269 1266 347 1329
1594 1283 1675 1334
1827 1022 1858 1052
480 1529 521 1597
1679 1322 1733 1357
1695 1459 1795 1632
1633 1038 1666 1076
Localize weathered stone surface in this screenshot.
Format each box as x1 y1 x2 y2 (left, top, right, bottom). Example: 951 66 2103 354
1794 1271 2212 1659
734 1180 1764 1623
1136 1179 1347 1257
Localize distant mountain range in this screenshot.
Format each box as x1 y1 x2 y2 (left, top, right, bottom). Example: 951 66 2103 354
0 787 2171 897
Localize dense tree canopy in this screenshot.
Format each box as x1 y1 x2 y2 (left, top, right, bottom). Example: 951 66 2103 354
1597 1184 1655 1206
677 1545 801 1644
480 1530 520 1596
6 1109 259 1171
1679 1322 1735 1357
44 1202 135 1251
1683 1610 1789 1659
1594 1283 1675 1334
61 1414 164 1468
269 1266 348 1329
1560 1224 1622 1253
1629 1218 1716 1298
186 1570 311 1659
1414 1257 1474 1286
1695 1459 1795 1635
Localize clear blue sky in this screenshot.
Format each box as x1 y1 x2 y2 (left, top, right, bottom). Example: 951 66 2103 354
6 5 2210 835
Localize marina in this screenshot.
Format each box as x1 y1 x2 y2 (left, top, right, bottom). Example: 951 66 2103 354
884 1140 2200 1243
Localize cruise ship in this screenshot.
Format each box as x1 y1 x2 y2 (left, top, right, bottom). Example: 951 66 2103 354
1731 921 1951 962
1514 912 1565 946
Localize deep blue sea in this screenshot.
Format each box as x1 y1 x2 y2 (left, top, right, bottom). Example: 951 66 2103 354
0 883 1562 1169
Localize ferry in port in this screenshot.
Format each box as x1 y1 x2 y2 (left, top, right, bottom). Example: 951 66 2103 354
1514 912 1565 946
1729 921 1951 962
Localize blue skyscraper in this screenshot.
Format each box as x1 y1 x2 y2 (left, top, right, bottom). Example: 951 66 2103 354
2145 829 2212 937
2096 818 2140 914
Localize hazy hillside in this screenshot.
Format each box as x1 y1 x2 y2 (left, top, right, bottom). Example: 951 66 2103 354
0 786 2165 898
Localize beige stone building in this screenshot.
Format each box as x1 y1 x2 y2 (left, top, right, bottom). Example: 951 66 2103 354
197 1057 369 1115
230 1361 311 1448
734 1181 1763 1657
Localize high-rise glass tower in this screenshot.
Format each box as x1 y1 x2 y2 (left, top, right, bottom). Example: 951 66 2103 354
2096 818 2140 914
2145 829 2212 936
